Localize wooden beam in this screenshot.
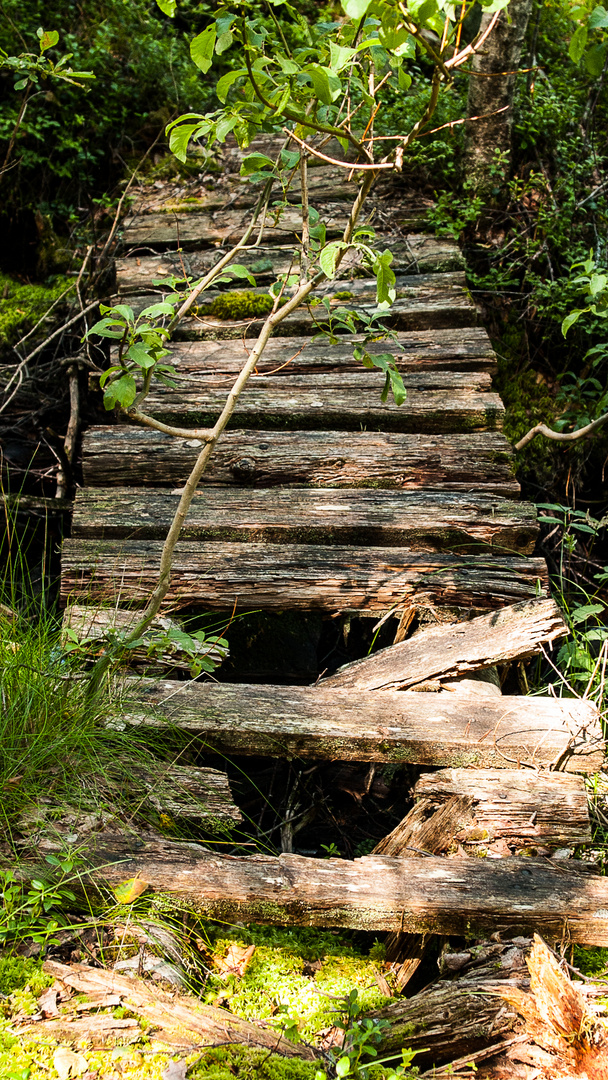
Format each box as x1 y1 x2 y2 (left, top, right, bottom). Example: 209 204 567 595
71 488 538 553
120 678 603 772
60 539 548 611
413 768 592 848
116 237 464 295
157 328 497 375
323 598 567 690
140 372 503 435
48 835 608 943
81 428 520 495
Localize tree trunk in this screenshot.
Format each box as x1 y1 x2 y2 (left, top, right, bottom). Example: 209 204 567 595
466 0 534 187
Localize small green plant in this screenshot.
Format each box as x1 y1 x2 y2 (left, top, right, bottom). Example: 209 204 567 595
0 854 78 948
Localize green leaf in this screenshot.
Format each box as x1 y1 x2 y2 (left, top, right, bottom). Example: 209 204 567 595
190 25 217 74
569 24 588 63
571 603 605 624
215 114 238 142
341 0 372 17
329 42 357 72
408 0 438 22
276 54 300 74
304 64 341 105
375 250 396 308
38 29 59 52
240 152 275 176
155 0 176 15
216 68 246 103
139 302 176 319
319 241 348 278
589 5 608 28
225 264 256 285
86 318 125 339
562 309 585 336
336 1058 351 1078
585 42 607 75
14 78 29 90
169 122 200 162
215 31 233 54
103 374 137 410
125 342 157 369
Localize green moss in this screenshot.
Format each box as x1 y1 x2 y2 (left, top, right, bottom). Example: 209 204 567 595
332 290 355 301
205 291 275 321
493 330 557 485
0 956 51 997
572 945 608 977
190 1046 320 1079
0 273 73 350
200 923 391 1044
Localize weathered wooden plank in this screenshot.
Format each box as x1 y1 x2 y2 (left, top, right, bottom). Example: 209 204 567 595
113 761 242 828
62 604 228 673
116 236 464 294
119 678 603 772
81 428 520 495
323 598 567 691
413 768 591 848
121 204 429 250
163 332 497 375
140 372 503 435
41 960 314 1060
60 539 548 611
48 835 608 942
158 328 497 375
71 488 538 553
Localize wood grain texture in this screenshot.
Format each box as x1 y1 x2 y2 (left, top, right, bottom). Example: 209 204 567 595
413 768 591 847
120 678 603 772
158 328 497 375
140 371 503 434
323 598 567 690
60 539 548 611
71 488 538 553
116 236 464 294
113 761 242 828
53 835 608 942
81 428 521 495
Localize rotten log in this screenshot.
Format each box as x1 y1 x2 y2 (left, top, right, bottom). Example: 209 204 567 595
369 941 529 1068
139 370 504 435
413 768 592 850
60 539 548 612
35 836 608 943
37 960 315 1058
71 488 538 553
121 679 603 772
323 597 567 690
81 427 521 495
116 237 464 294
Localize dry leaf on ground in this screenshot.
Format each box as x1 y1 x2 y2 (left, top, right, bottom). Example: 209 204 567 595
213 943 255 979
53 1047 89 1080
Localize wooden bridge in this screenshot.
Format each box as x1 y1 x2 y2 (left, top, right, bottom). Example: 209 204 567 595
60 142 608 950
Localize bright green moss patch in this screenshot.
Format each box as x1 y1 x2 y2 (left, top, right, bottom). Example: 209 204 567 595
0 955 52 997
200 923 391 1044
572 945 608 977
190 1046 321 1079
0 273 73 349
205 290 275 321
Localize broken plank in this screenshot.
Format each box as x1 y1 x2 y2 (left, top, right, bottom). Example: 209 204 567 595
62 604 228 672
322 598 567 690
162 328 497 375
60 539 548 611
71 488 538 554
413 768 591 849
49 836 608 942
41 960 315 1059
120 679 603 772
116 237 464 294
81 428 520 495
115 760 242 828
140 373 504 435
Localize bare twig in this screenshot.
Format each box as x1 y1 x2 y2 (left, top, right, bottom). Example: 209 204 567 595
515 412 608 451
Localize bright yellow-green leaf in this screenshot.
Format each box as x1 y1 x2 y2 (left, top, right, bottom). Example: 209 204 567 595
114 876 149 904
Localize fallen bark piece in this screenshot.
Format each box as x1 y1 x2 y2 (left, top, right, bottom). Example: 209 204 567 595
322 597 567 690
124 679 603 772
36 837 608 943
41 960 316 1058
413 768 592 850
368 942 529 1067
